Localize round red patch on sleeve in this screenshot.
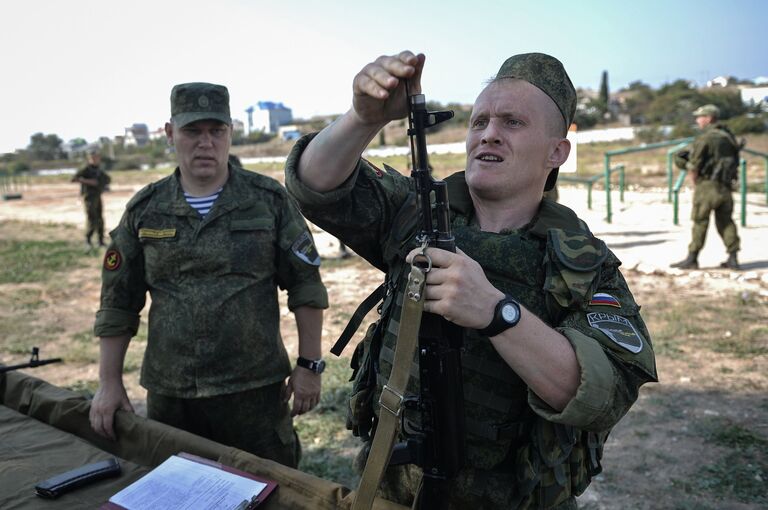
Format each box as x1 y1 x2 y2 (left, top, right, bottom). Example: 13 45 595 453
104 249 122 271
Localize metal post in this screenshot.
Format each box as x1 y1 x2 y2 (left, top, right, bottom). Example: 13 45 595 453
667 151 674 203
740 159 747 227
619 165 625 203
672 170 687 226
764 156 768 205
673 191 679 225
587 182 593 210
604 153 612 223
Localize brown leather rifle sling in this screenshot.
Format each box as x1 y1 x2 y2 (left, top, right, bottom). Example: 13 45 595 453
352 256 429 510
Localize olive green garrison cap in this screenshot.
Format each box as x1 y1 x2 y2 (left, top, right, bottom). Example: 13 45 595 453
170 82 231 127
496 52 576 131
692 104 720 118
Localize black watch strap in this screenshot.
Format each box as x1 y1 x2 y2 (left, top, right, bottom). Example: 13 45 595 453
296 356 325 374
478 294 521 337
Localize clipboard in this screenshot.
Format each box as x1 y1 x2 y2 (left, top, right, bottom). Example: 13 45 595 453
101 452 278 509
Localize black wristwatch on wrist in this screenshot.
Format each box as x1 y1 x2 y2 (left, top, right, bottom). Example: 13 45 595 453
477 294 521 337
296 356 326 374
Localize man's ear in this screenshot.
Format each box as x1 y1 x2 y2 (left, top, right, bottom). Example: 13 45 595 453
164 122 174 146
548 137 571 169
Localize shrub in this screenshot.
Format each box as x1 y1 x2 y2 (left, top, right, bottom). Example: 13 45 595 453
635 125 667 143
726 115 766 135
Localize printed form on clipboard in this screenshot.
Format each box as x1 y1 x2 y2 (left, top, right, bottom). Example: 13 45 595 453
101 452 277 510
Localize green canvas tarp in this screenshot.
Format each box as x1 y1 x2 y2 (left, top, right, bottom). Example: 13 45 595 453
0 370 407 510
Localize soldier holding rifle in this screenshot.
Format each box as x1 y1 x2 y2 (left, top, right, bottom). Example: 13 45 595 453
285 50 657 509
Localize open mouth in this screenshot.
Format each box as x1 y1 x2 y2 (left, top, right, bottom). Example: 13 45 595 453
477 153 504 162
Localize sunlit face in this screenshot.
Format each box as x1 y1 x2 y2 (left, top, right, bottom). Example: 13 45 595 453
465 79 568 201
165 119 231 185
696 115 713 129
87 153 101 166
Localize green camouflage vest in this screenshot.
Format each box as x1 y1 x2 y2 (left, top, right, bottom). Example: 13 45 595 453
696 124 741 184
347 173 609 507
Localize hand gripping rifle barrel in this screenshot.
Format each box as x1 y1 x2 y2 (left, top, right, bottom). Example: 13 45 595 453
390 91 466 509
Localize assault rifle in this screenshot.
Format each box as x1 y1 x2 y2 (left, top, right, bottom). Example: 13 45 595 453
387 89 466 509
0 347 62 374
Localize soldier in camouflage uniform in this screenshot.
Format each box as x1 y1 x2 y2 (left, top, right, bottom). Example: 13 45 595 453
72 149 111 248
285 51 657 509
89 83 328 468
671 104 741 270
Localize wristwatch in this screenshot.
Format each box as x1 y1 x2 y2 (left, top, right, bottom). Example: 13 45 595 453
478 294 521 337
296 356 326 374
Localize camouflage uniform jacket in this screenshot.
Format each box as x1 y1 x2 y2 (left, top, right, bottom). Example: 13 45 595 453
686 123 740 184
74 164 110 201
285 134 657 507
94 165 328 398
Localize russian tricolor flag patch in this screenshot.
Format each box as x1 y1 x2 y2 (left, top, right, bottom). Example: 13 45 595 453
589 292 621 308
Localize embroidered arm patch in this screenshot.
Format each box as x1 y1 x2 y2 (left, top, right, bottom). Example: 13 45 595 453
291 231 321 266
587 312 643 353
589 292 621 308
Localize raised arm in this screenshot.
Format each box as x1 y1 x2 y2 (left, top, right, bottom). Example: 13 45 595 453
297 51 425 192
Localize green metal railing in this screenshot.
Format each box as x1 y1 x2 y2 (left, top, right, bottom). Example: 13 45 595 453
558 173 603 209
666 139 694 201
672 169 688 225
742 147 768 205
602 164 626 222
606 139 767 226
1 173 29 199
603 137 693 223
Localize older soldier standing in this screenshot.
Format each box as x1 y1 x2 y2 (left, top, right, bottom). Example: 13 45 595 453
72 149 110 248
89 82 328 468
285 51 657 509
671 104 742 270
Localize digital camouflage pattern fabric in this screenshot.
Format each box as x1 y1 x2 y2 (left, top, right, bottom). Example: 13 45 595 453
94 164 328 398
285 133 657 509
170 82 232 127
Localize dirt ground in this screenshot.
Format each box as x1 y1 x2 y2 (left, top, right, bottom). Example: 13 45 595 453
1 179 767 509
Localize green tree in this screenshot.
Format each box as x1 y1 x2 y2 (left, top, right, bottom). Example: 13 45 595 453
622 81 655 124
598 70 609 118
27 132 64 161
646 80 704 125
699 89 746 119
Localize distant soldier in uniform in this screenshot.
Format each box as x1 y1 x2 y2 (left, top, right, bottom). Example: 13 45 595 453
72 149 111 248
89 82 329 468
286 51 656 509
671 104 741 270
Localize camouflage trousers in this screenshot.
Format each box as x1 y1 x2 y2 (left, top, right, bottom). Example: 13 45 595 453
147 382 301 468
83 195 105 243
688 180 740 254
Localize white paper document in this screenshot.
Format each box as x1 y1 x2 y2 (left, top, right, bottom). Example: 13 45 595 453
109 455 266 510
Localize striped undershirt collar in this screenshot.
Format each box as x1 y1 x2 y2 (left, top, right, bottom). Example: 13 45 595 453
183 187 223 217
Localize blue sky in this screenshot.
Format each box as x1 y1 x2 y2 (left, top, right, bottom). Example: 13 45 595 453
1 0 765 154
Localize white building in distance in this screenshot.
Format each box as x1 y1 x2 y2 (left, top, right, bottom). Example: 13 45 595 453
248 102 293 134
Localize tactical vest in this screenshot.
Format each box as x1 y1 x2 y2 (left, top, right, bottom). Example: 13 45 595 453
345 176 610 507
699 124 740 185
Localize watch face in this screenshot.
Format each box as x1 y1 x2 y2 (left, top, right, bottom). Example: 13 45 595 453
501 303 520 324
316 359 326 374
